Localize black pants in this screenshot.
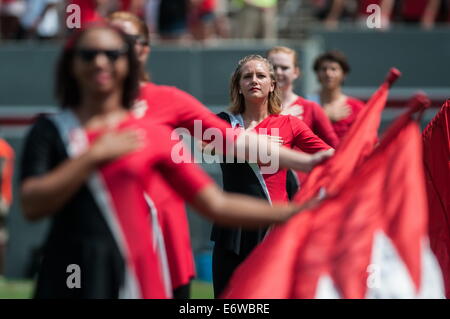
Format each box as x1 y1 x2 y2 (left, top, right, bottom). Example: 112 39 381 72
212 244 248 298
173 281 191 299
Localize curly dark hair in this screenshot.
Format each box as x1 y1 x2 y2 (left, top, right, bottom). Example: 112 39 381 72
313 50 351 74
55 23 140 110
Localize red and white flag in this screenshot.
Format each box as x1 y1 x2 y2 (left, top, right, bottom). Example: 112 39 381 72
294 68 401 204
293 107 444 299
222 83 445 299
423 100 450 298
222 69 400 299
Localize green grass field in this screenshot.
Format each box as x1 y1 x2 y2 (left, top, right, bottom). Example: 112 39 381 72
0 277 213 299
0 277 33 299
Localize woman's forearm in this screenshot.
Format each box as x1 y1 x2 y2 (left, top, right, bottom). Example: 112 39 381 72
234 131 317 171
191 185 302 228
278 146 316 172
21 129 142 221
21 150 97 221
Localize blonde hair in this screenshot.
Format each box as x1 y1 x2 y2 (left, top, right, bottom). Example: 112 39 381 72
108 11 151 82
229 55 282 115
266 46 299 69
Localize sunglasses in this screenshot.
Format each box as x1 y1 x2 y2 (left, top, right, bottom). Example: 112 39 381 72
128 34 149 46
75 47 128 62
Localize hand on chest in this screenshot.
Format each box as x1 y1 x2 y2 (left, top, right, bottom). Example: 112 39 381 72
89 128 154 182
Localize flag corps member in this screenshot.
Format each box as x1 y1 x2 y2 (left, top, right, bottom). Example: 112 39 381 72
221 68 402 298
210 54 333 298
19 24 313 299
223 87 445 299
108 11 333 298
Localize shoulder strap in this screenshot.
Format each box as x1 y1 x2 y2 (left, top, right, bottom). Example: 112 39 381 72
217 111 231 123
48 110 141 299
218 112 272 204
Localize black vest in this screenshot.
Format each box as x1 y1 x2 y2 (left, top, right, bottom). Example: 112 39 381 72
210 112 270 256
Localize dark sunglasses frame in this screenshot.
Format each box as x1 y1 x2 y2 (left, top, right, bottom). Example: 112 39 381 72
75 47 129 62
128 34 149 46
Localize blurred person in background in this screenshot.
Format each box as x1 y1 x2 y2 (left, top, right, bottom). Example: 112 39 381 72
311 0 355 30
157 0 189 42
0 138 14 275
232 0 277 40
143 0 160 37
312 0 395 30
213 0 230 38
19 0 63 40
267 46 339 199
189 0 216 41
0 0 26 39
399 0 443 29
267 46 339 148
309 50 364 140
118 0 146 17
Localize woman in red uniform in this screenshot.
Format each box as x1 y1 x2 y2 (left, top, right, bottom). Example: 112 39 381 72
267 46 338 197
108 11 333 299
19 24 310 299
310 50 365 140
267 46 339 148
210 55 334 297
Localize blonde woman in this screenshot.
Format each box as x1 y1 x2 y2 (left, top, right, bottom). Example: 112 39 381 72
211 55 334 297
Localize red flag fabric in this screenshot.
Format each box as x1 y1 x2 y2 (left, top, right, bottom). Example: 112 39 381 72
294 107 443 299
220 212 312 298
224 99 444 299
294 68 401 204
423 100 450 298
0 138 14 213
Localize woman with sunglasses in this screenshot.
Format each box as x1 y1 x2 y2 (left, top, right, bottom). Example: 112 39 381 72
19 24 315 299
210 55 334 298
108 12 334 299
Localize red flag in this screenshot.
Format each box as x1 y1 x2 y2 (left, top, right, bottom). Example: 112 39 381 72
294 68 401 204
224 99 444 299
293 106 444 298
423 100 450 298
221 68 400 298
220 212 312 298
0 138 14 213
